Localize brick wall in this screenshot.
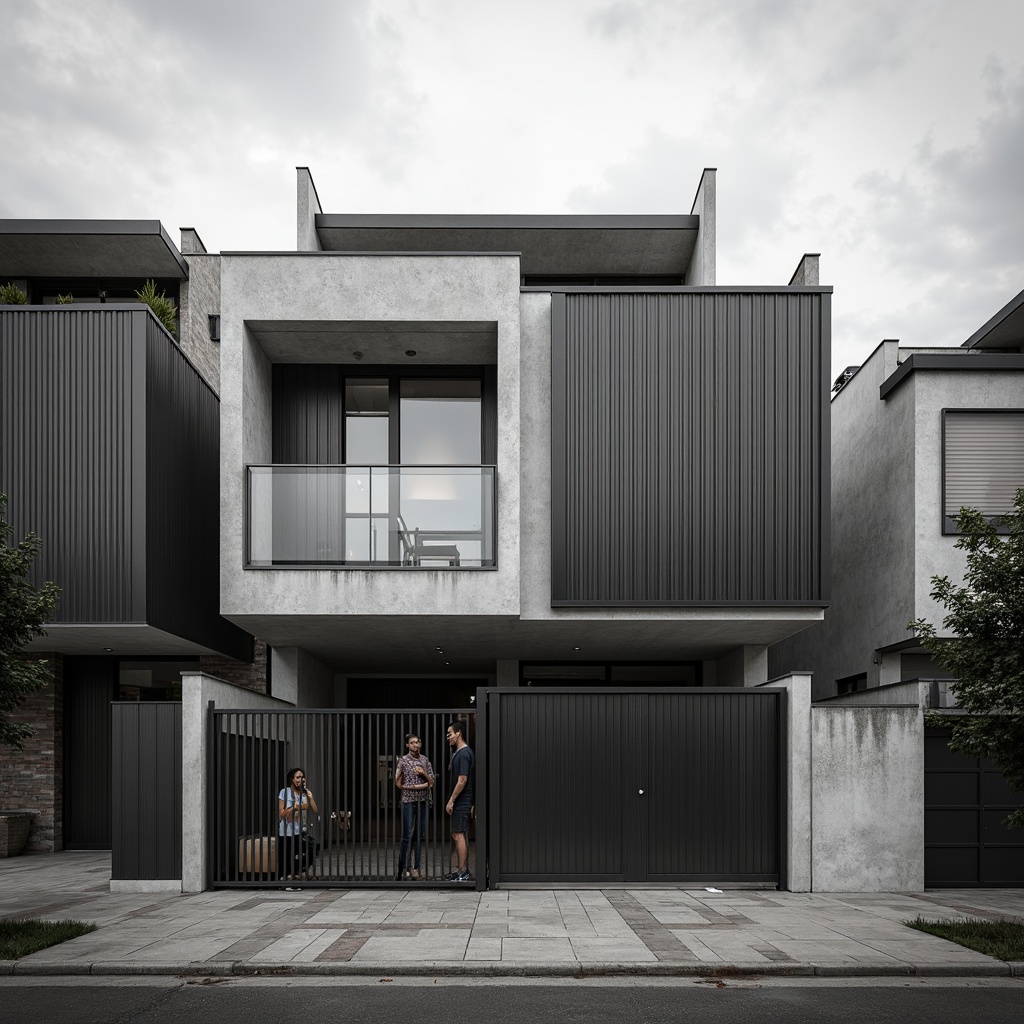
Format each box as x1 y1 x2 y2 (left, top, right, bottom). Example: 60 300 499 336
0 653 63 851
199 637 268 694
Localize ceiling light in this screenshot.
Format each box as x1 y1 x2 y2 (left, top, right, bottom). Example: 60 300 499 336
103 647 113 652
353 351 363 360
405 349 416 357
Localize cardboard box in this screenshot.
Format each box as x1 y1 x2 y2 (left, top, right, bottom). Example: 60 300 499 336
238 835 277 874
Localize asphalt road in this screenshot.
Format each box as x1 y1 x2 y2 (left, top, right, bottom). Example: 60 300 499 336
1 979 1023 1024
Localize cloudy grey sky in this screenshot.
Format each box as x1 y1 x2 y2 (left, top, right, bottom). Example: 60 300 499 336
2 0 1022 376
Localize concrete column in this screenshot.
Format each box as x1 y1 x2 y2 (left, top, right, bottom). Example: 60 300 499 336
181 672 294 893
717 644 768 687
759 672 812 891
271 647 334 707
684 168 716 285
787 253 820 286
296 167 322 252
496 660 519 687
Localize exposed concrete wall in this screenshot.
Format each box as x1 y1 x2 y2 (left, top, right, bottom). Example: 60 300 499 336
815 679 929 707
296 168 322 252
811 705 924 891
271 646 335 707
684 168 716 286
758 672 812 891
180 672 293 892
788 254 820 287
718 644 768 686
770 341 915 698
178 244 221 394
220 253 521 626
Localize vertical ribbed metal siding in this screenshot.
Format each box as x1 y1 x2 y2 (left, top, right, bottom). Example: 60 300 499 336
553 292 825 604
272 365 345 463
498 691 627 879
0 309 139 621
145 321 251 659
63 656 117 849
111 702 182 880
491 688 780 883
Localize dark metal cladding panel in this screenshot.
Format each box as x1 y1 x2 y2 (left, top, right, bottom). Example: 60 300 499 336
492 688 779 884
496 691 627 881
553 292 827 604
63 656 117 849
272 364 345 463
111 702 182 880
145 320 252 660
0 308 137 621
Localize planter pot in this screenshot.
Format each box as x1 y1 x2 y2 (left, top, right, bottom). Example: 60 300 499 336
0 812 34 857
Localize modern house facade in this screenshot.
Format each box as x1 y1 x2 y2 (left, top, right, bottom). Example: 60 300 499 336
769 287 1024 887
11 167 938 892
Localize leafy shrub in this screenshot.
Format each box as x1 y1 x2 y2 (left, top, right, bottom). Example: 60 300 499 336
135 279 178 336
0 282 28 304
55 293 74 305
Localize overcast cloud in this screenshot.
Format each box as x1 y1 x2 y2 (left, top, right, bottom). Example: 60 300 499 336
1 0 1022 376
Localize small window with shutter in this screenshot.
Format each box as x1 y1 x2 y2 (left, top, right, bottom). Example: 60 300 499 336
943 410 1024 532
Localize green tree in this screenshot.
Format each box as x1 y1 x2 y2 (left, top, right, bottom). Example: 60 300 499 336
0 494 61 751
911 488 1024 828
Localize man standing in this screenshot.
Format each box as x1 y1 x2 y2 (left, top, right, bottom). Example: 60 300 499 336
395 733 434 880
445 720 474 881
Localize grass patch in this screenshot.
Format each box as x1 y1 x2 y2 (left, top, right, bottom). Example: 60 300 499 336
906 916 1024 961
0 918 97 959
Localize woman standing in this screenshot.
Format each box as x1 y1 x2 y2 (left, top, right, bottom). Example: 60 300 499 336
278 767 319 882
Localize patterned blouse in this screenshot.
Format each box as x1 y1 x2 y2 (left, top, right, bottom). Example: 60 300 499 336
396 754 434 803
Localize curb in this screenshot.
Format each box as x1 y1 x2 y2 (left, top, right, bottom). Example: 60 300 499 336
3 959 1020 979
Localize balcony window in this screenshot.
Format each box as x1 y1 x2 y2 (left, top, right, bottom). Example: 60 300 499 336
248 465 495 567
943 410 1024 532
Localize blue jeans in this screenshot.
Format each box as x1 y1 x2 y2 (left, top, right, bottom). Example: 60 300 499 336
398 800 428 871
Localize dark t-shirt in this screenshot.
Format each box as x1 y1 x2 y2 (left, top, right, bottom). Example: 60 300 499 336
450 745 474 809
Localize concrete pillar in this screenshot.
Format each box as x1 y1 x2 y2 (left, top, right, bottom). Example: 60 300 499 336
759 672 812 891
296 166 322 252
181 672 294 893
271 647 334 707
788 253 820 286
496 660 519 687
684 168 716 285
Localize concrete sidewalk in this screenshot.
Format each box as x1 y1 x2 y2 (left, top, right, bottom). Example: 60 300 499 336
1 852 1023 978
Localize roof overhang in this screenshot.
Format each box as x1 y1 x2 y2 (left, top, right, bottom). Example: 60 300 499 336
0 220 189 279
314 214 699 277
962 286 1024 350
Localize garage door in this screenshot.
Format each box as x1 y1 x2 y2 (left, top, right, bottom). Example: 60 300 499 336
486 688 782 885
925 728 1024 887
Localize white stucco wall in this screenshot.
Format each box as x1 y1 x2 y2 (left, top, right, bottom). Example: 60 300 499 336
811 705 924 891
219 253 521 623
770 342 916 697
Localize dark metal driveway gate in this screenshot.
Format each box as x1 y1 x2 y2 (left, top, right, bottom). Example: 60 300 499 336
483 688 783 886
209 708 474 888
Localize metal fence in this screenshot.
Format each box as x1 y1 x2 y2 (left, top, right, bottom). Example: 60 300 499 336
209 708 475 887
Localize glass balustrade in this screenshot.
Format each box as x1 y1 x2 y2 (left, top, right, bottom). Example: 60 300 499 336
248 465 496 568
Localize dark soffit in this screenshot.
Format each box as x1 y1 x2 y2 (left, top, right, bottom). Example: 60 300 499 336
0 220 189 279
314 214 700 277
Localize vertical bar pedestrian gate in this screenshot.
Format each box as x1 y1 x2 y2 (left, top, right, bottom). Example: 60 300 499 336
209 708 475 887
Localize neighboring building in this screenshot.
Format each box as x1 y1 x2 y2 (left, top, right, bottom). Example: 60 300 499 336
0 221 256 852
769 289 1024 699
769 287 1024 887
